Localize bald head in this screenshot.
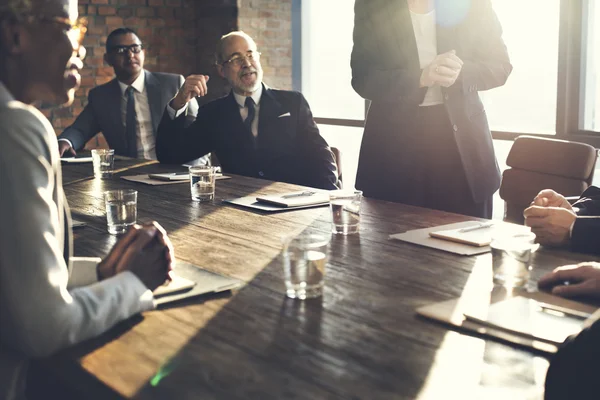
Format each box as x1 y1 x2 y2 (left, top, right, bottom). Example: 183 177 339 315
215 31 257 65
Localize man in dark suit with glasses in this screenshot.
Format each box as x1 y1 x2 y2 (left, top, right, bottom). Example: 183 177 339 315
156 31 338 190
58 27 199 160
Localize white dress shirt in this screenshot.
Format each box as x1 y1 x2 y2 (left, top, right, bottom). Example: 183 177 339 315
0 82 154 400
410 9 444 106
118 73 156 159
167 84 263 138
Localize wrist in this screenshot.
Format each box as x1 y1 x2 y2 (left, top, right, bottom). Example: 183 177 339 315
170 97 185 111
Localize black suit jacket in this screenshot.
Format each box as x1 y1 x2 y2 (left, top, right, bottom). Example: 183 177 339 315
351 0 512 203
571 186 600 255
545 317 600 400
59 71 197 156
156 84 338 190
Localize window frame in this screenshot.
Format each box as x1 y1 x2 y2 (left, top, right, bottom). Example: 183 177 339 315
293 0 600 148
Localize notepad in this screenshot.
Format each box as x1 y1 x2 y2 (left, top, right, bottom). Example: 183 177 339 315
429 223 496 247
61 156 93 163
153 274 196 297
464 296 587 346
256 191 330 207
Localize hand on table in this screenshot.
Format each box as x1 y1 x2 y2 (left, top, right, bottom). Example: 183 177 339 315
538 262 600 299
523 206 576 247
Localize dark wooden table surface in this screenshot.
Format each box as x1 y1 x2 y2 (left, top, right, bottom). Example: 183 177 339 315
42 162 600 400
60 153 157 186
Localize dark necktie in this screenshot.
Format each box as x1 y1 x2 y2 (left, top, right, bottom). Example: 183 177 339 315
244 96 256 133
125 86 137 158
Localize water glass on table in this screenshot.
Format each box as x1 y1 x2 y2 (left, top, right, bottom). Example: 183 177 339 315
281 233 330 299
189 165 216 202
104 189 137 235
490 231 538 288
329 190 363 235
91 149 114 179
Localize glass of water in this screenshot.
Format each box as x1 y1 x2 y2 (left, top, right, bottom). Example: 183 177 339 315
490 231 538 288
91 149 114 179
189 165 216 202
104 189 137 235
329 190 362 235
281 233 330 299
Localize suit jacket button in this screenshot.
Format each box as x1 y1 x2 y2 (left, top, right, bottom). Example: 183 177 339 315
453 124 458 132
258 171 264 177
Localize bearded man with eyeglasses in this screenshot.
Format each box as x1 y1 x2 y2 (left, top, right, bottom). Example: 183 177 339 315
156 31 339 190
0 2 176 399
58 27 201 161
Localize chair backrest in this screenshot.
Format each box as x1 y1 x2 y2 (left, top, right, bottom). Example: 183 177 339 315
499 136 598 224
331 147 343 188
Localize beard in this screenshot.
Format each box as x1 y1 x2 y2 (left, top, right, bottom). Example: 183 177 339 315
235 68 263 93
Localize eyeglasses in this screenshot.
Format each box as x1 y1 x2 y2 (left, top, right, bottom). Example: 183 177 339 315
109 44 144 55
24 15 88 48
222 51 261 67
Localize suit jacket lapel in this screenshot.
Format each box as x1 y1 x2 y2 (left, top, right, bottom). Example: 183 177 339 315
224 91 255 148
257 84 286 148
145 70 162 136
390 1 421 73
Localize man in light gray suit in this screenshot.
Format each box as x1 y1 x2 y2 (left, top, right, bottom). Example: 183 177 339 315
0 2 173 399
58 27 198 159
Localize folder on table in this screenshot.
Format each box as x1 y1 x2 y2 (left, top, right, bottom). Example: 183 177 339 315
256 191 330 208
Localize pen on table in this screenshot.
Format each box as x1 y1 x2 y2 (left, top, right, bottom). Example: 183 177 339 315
458 222 495 233
281 191 315 199
537 302 592 320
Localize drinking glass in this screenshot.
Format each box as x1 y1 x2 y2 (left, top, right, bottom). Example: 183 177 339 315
189 165 216 202
91 149 114 178
490 231 538 288
104 189 137 235
329 190 362 235
281 233 330 299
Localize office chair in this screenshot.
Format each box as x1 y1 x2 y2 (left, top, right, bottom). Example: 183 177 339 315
331 147 343 188
499 136 598 224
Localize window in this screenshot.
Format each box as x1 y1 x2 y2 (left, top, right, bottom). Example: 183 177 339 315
582 0 600 132
479 0 561 135
300 0 364 120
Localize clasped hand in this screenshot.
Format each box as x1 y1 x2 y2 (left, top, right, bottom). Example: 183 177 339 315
524 189 577 247
420 50 463 88
97 222 175 291
170 74 210 111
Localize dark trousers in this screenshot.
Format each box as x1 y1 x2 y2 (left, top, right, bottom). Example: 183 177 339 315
364 104 493 219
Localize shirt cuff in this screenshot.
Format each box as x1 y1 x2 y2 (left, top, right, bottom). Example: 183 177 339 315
118 271 156 311
58 138 73 148
67 257 102 289
166 102 188 119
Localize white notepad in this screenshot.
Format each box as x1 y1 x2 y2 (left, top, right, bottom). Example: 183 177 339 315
256 191 330 207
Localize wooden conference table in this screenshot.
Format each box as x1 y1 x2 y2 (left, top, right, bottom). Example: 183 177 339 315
41 160 599 400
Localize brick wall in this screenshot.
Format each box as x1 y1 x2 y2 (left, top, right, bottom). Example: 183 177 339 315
238 0 292 91
46 0 293 149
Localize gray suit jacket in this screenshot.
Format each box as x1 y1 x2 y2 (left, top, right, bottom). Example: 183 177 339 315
0 82 154 400
59 70 198 157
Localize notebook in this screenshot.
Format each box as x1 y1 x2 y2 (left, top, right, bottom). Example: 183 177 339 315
255 191 330 207
429 222 497 247
463 296 588 346
224 195 329 212
152 261 244 307
416 292 597 354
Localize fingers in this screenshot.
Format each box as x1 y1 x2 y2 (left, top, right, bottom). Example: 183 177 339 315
115 225 159 272
552 280 598 298
523 205 551 220
143 221 175 271
538 264 581 288
100 224 142 272
184 75 209 98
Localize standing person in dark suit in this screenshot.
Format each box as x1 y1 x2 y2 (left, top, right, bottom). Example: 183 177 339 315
58 27 199 159
156 31 339 190
524 187 600 255
538 262 600 400
351 0 512 218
